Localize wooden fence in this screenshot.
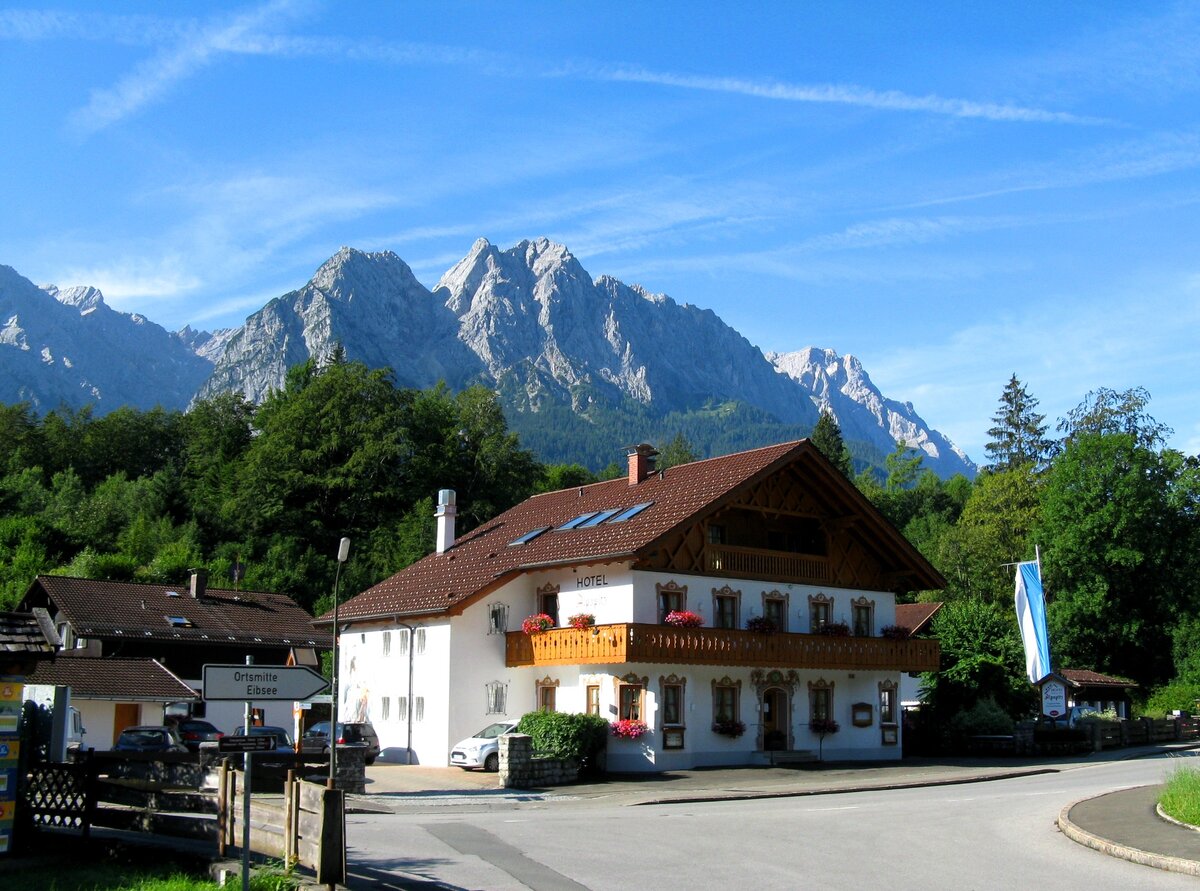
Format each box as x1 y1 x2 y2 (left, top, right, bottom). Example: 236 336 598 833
20 751 345 885
217 762 344 886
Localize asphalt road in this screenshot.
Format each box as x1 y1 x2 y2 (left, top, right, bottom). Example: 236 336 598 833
345 752 1200 890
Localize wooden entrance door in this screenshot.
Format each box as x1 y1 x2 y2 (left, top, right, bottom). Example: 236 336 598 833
762 688 787 750
112 703 139 745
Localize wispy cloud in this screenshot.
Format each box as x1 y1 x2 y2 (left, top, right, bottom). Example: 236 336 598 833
888 130 1200 211
572 64 1113 126
67 1 305 134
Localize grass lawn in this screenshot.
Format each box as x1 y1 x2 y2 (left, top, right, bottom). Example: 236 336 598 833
1159 765 1200 826
0 837 298 891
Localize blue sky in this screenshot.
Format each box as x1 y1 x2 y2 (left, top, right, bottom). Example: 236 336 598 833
2 2 1198 462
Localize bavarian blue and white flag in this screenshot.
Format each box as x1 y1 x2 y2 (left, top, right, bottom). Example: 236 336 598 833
1014 561 1051 683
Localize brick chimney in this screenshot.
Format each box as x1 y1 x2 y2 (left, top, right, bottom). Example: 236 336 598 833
189 568 208 599
626 443 659 485
436 489 457 553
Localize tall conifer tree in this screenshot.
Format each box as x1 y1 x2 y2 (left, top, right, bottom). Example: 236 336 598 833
984 374 1051 472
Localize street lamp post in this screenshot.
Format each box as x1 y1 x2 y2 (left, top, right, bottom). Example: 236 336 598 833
328 537 350 786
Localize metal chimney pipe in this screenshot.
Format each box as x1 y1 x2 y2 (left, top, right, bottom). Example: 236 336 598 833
435 489 457 554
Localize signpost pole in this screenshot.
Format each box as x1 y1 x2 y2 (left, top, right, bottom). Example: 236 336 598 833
242 656 253 891
329 538 350 788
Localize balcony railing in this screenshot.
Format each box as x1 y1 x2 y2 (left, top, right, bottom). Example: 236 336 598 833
704 544 831 584
506 623 939 672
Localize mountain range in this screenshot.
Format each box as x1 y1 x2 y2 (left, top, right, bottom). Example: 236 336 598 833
0 238 975 478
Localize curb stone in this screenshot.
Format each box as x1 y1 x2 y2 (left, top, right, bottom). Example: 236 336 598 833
1058 793 1200 877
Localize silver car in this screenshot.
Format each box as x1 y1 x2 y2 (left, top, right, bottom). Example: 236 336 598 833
450 720 519 771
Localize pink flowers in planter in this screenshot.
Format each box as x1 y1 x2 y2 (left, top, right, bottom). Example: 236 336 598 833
569 613 596 630
611 719 648 739
522 613 555 634
664 610 704 628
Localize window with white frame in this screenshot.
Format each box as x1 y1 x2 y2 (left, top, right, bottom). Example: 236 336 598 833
398 695 408 719
712 585 740 629
415 696 425 722
382 696 391 721
382 630 391 656
485 681 507 715
852 597 875 637
660 674 686 726
657 581 687 623
809 593 833 633
397 629 410 655
809 678 834 724
712 678 740 724
763 590 788 632
415 627 426 654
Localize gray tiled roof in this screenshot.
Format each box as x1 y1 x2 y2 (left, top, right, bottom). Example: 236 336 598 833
25 577 330 648
0 609 59 655
25 654 198 701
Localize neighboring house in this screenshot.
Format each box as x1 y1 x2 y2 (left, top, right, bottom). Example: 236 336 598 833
321 441 944 771
1057 668 1137 718
18 572 330 746
24 655 198 752
895 601 943 710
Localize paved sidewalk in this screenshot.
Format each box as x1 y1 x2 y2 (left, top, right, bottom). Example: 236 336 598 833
1059 785 1200 877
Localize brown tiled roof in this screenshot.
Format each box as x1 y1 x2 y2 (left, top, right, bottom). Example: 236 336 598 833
25 654 198 701
895 602 943 635
23 577 330 648
329 440 946 623
0 609 59 655
1060 668 1138 689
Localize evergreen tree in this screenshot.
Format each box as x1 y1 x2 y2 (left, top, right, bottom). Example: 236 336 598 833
810 411 853 478
984 374 1051 472
659 433 697 470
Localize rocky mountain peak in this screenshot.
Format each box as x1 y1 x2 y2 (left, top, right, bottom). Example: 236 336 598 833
43 284 106 313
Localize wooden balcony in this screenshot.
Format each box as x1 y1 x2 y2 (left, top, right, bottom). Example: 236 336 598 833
506 623 940 673
703 544 831 585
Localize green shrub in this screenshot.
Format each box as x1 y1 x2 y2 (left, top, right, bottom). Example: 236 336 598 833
1142 683 1200 718
1160 766 1200 826
948 697 1013 739
516 711 608 768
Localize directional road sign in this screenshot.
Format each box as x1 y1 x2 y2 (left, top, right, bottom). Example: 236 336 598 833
202 664 329 702
218 734 276 753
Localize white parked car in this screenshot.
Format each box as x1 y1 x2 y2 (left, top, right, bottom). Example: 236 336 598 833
450 720 519 771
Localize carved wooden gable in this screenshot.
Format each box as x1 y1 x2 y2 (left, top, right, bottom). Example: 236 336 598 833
639 462 888 590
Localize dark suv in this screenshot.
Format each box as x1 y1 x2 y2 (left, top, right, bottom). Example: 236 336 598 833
301 721 380 764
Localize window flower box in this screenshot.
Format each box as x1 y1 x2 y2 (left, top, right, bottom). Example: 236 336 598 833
880 624 911 640
568 613 595 630
522 613 555 635
745 616 777 634
664 610 704 628
611 719 648 739
816 621 850 637
712 719 746 738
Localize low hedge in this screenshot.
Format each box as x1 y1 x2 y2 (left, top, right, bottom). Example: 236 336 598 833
516 712 609 771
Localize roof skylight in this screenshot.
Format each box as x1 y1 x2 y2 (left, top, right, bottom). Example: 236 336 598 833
556 512 600 531
165 616 194 628
607 502 653 523
577 508 622 528
508 526 551 546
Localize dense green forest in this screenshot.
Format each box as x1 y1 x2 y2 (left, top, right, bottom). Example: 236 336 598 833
1 358 1196 720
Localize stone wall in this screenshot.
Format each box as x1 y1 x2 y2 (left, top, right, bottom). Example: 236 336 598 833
499 734 580 789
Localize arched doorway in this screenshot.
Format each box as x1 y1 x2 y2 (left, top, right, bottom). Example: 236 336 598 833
761 687 788 751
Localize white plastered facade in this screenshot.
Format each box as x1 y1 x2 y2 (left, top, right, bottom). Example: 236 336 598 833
337 564 905 770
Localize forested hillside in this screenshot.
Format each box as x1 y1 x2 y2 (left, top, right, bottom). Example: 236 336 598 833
1 360 1195 722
